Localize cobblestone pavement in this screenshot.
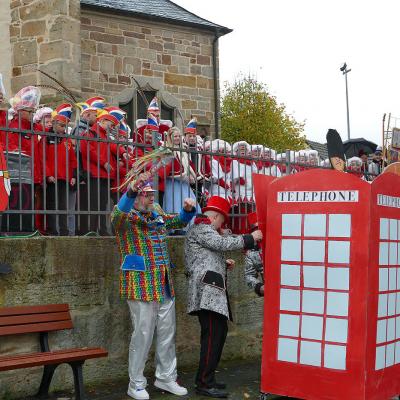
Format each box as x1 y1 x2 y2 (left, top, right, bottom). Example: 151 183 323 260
25 360 283 400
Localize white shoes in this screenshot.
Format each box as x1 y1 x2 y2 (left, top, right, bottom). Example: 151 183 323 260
154 380 188 396
127 387 150 400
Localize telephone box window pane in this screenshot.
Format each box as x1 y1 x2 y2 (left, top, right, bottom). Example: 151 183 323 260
327 292 349 317
378 294 388 317
398 243 400 265
388 293 396 316
280 289 300 312
282 214 302 237
397 268 400 290
324 344 346 370
327 267 349 290
281 264 301 286
390 219 398 240
379 242 389 266
380 218 389 240
279 314 300 337
376 319 387 344
387 317 396 342
386 343 395 367
281 239 301 262
277 338 298 362
325 318 348 343
328 214 351 238
301 315 323 340
395 342 400 364
303 240 325 263
396 316 400 339
300 341 321 366
379 268 388 292
389 243 397 266
397 294 400 315
389 268 397 291
304 214 326 237
302 290 325 314
303 266 325 289
375 346 386 370
328 241 350 264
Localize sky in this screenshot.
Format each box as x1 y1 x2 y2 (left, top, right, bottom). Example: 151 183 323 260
177 0 400 146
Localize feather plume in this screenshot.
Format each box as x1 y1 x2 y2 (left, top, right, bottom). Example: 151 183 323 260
115 147 174 191
35 84 76 104
130 75 150 108
37 69 78 103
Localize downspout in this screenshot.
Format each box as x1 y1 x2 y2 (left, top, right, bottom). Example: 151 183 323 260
212 29 222 139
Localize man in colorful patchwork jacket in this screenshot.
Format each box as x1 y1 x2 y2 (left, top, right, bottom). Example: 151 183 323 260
185 196 263 398
111 173 196 400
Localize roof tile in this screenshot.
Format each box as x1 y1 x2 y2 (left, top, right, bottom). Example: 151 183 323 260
80 0 231 34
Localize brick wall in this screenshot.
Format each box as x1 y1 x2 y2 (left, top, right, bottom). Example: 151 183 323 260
81 9 216 133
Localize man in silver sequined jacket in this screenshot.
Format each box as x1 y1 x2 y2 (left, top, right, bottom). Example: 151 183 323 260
184 196 262 398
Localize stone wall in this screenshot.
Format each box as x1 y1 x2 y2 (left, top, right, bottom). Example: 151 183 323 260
0 237 263 399
80 9 216 132
8 0 81 98
0 1 13 98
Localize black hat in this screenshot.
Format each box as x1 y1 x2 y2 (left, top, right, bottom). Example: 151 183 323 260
326 129 345 161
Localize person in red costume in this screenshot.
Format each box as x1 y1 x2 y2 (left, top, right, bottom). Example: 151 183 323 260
0 86 41 232
133 98 173 207
258 147 281 177
32 107 53 233
79 111 119 235
0 90 11 212
230 141 258 234
40 104 76 236
204 139 232 201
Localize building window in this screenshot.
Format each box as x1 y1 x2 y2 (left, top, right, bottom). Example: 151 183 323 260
120 90 175 138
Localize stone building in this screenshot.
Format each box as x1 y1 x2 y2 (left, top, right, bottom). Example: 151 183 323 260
0 0 231 137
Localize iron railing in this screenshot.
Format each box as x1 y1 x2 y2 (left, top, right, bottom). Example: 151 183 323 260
0 117 381 235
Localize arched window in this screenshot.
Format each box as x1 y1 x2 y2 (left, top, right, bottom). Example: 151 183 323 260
119 87 177 138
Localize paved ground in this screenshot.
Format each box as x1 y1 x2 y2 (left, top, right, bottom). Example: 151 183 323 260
29 360 285 400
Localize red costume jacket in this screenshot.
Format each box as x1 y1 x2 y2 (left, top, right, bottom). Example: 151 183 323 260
40 133 77 181
0 110 42 184
80 123 117 179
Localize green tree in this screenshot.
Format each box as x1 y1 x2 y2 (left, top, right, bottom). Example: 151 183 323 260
220 75 306 151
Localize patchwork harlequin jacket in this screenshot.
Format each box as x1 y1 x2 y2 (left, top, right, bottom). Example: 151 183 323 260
111 192 195 302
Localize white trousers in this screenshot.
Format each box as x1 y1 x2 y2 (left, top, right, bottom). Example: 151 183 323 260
127 298 177 391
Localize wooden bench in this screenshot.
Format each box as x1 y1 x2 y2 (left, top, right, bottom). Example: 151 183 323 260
0 304 108 399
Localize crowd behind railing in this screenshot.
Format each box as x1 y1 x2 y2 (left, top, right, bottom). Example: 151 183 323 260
0 86 384 236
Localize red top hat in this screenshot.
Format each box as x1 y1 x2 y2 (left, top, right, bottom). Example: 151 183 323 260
202 196 230 221
247 212 258 231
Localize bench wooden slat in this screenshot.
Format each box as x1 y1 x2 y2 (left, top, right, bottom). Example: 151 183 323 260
0 304 69 317
0 311 71 327
0 320 73 336
0 348 86 363
0 348 108 371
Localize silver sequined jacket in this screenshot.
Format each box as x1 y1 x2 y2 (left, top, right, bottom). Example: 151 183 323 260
185 221 254 319
244 249 264 295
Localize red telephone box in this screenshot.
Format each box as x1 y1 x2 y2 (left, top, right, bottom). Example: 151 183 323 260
254 169 400 400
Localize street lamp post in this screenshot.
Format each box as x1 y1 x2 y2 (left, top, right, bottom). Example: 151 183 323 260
340 62 351 140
